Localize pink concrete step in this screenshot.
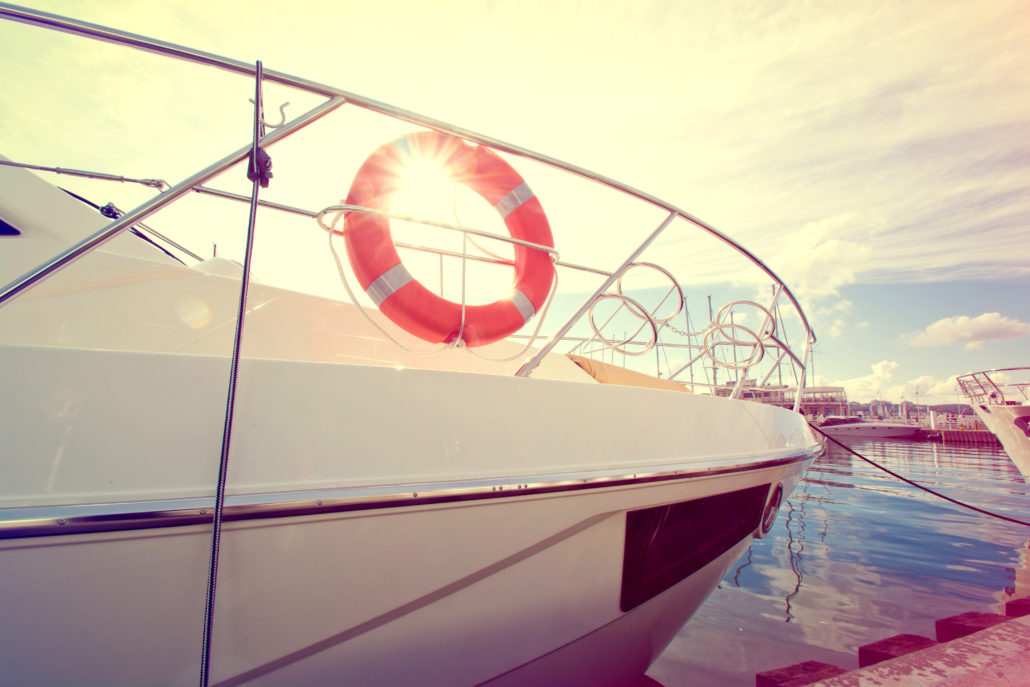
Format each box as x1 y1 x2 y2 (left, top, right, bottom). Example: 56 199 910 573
935 611 1009 642
857 633 938 667
755 660 848 687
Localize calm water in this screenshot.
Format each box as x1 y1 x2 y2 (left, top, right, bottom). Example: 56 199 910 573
647 439 1030 686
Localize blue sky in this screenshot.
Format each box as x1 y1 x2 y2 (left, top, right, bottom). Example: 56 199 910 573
2 0 1028 404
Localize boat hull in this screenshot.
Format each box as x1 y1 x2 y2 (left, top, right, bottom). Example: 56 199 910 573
0 343 819 685
971 404 1030 478
0 457 811 687
0 15 824 677
818 423 920 439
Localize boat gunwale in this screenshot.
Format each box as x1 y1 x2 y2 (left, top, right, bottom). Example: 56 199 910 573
0 445 822 540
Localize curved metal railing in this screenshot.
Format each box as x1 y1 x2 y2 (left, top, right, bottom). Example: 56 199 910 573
958 368 1030 406
0 2 817 411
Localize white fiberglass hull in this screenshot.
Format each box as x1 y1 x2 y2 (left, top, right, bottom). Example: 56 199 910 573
0 345 817 686
1 466 802 687
819 422 920 439
971 404 1030 478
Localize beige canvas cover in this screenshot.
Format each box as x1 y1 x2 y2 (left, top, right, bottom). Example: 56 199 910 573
567 354 690 393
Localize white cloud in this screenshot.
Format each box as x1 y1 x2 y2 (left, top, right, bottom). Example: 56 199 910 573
838 367 965 405
769 214 872 298
884 375 960 405
836 360 899 402
925 376 964 404
813 299 851 338
903 312 1030 350
823 300 853 315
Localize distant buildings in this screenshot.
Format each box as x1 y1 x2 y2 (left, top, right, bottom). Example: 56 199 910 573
712 381 984 429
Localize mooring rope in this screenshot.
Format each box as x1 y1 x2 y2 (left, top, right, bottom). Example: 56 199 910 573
809 423 1030 528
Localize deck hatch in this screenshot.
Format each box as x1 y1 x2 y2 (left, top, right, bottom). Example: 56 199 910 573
620 483 769 611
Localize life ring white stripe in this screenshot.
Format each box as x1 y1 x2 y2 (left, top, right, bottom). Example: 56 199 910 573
494 182 535 219
366 263 414 306
392 136 414 160
510 289 536 323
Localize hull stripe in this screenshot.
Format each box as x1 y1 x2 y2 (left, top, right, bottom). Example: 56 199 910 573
0 446 822 540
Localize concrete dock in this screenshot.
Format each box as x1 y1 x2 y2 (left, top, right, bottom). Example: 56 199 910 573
812 615 1030 686
756 598 1030 686
912 428 1001 446
934 429 1002 446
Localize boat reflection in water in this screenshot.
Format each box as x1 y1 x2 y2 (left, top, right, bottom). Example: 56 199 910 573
647 439 1030 686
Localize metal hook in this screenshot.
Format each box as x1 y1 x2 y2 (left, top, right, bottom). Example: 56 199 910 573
248 99 290 129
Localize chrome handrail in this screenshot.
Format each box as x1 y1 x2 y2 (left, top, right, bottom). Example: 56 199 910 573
314 204 561 261
0 96 347 306
958 367 1030 406
0 1 817 407
0 3 815 338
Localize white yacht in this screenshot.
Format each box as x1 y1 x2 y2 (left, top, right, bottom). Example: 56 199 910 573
0 5 822 686
816 415 921 440
958 368 1030 478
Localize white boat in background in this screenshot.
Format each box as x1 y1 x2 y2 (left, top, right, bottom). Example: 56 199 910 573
957 368 1030 478
0 5 821 687
816 416 921 440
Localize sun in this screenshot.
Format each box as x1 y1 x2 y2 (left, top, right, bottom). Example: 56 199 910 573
387 153 517 305
393 158 458 221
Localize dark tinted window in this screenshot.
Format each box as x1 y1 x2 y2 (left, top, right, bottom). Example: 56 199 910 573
621 483 769 611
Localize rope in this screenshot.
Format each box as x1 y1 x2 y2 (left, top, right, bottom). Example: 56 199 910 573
434 173 559 362
322 208 458 357
465 272 559 363
809 423 1030 528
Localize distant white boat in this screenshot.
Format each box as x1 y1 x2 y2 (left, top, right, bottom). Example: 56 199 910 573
957 368 1030 478
817 416 921 439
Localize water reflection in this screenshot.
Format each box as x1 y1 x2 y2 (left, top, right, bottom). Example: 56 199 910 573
782 495 805 623
647 439 1030 686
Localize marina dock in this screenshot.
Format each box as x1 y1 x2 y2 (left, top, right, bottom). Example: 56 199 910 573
756 597 1030 686
818 427 1002 446
932 429 1002 446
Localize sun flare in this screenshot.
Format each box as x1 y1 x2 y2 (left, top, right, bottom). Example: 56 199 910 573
394 158 457 219
388 155 517 305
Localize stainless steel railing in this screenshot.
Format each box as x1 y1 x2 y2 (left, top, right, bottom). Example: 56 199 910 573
0 1 817 411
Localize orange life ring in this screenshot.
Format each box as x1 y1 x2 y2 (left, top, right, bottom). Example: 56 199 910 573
343 132 555 347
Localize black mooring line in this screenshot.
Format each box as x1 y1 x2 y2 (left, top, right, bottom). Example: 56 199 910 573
809 423 1030 528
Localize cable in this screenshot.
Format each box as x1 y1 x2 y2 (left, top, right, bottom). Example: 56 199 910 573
199 59 268 687
809 423 1030 528
58 187 186 264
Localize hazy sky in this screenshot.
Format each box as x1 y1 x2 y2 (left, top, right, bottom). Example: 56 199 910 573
2 0 1028 404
